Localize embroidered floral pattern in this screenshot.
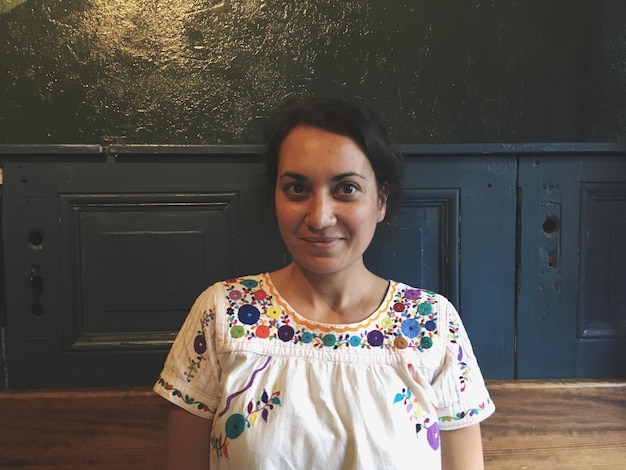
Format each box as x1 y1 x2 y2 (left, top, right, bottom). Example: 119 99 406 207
184 308 215 383
439 399 492 423
212 385 282 459
448 318 471 392
155 273 495 468
394 387 440 450
224 276 440 352
155 377 213 414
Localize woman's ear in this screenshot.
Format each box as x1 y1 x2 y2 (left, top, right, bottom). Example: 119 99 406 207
377 183 389 222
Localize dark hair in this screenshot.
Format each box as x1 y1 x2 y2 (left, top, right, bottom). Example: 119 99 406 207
264 96 404 224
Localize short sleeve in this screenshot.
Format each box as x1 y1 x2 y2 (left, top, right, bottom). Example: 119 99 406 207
153 284 222 419
432 299 495 430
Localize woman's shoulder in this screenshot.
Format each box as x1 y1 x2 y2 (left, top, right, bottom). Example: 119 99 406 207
191 273 269 307
199 273 269 293
387 279 454 309
369 280 456 353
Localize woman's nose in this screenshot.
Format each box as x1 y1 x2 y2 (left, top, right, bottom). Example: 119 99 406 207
305 193 337 229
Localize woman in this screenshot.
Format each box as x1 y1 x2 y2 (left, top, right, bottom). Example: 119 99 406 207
155 97 495 469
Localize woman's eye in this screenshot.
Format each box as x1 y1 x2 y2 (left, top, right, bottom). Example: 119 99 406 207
341 183 358 194
285 183 306 195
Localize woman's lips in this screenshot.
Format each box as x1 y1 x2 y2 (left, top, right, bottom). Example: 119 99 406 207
301 237 342 248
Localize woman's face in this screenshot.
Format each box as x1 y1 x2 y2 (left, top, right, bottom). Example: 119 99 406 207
274 125 386 277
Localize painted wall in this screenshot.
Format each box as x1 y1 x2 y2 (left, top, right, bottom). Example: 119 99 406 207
1 1 626 388
1 0 625 145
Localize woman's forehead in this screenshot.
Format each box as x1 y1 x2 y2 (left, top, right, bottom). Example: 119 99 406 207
278 126 373 174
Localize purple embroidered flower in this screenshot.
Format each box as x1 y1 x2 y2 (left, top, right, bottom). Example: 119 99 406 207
401 318 420 338
277 325 294 342
238 305 260 325
367 330 384 346
427 422 440 450
193 334 207 354
404 289 421 300
229 290 242 300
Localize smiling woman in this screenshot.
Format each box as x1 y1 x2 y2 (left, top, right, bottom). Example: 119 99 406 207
273 126 386 286
154 96 495 470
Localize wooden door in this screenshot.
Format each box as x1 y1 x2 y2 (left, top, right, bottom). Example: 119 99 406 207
517 155 626 377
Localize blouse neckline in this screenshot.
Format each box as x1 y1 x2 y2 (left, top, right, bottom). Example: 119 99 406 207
261 272 395 334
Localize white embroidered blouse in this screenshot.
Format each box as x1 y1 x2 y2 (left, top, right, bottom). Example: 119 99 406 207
154 273 495 469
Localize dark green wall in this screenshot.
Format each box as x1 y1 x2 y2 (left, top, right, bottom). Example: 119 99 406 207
1 0 625 145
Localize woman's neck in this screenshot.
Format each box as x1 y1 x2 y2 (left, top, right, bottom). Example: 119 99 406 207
269 263 389 324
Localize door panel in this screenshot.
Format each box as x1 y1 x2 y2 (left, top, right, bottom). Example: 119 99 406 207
517 156 626 378
368 155 518 379
3 161 285 387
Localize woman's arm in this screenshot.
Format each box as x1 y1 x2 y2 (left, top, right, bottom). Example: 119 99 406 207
440 423 485 470
165 405 213 470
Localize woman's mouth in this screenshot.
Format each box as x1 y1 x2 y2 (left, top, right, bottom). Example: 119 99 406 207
301 237 342 248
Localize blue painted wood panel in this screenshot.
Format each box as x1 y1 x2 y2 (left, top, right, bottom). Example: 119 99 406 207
517 155 626 378
4 147 624 387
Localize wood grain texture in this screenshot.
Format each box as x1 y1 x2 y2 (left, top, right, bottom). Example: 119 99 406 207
0 380 624 469
0 388 169 469
483 380 626 469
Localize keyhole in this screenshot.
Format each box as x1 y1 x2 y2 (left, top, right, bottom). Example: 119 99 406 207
543 216 559 234
28 228 44 250
29 269 44 317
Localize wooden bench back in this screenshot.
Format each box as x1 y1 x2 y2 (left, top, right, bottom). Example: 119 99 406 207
0 380 624 469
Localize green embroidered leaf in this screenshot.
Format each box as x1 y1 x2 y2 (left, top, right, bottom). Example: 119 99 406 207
271 397 281 406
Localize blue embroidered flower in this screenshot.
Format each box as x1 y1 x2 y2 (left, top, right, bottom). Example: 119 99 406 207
301 331 314 343
322 334 337 347
401 318 420 338
241 279 259 289
349 335 362 347
238 305 260 325
420 336 433 349
417 302 433 316
225 413 247 439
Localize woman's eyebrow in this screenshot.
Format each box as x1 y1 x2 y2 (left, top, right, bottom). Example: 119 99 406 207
278 171 366 181
278 171 306 181
332 172 366 181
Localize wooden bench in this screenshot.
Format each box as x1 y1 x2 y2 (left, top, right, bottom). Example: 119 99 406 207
0 380 624 469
